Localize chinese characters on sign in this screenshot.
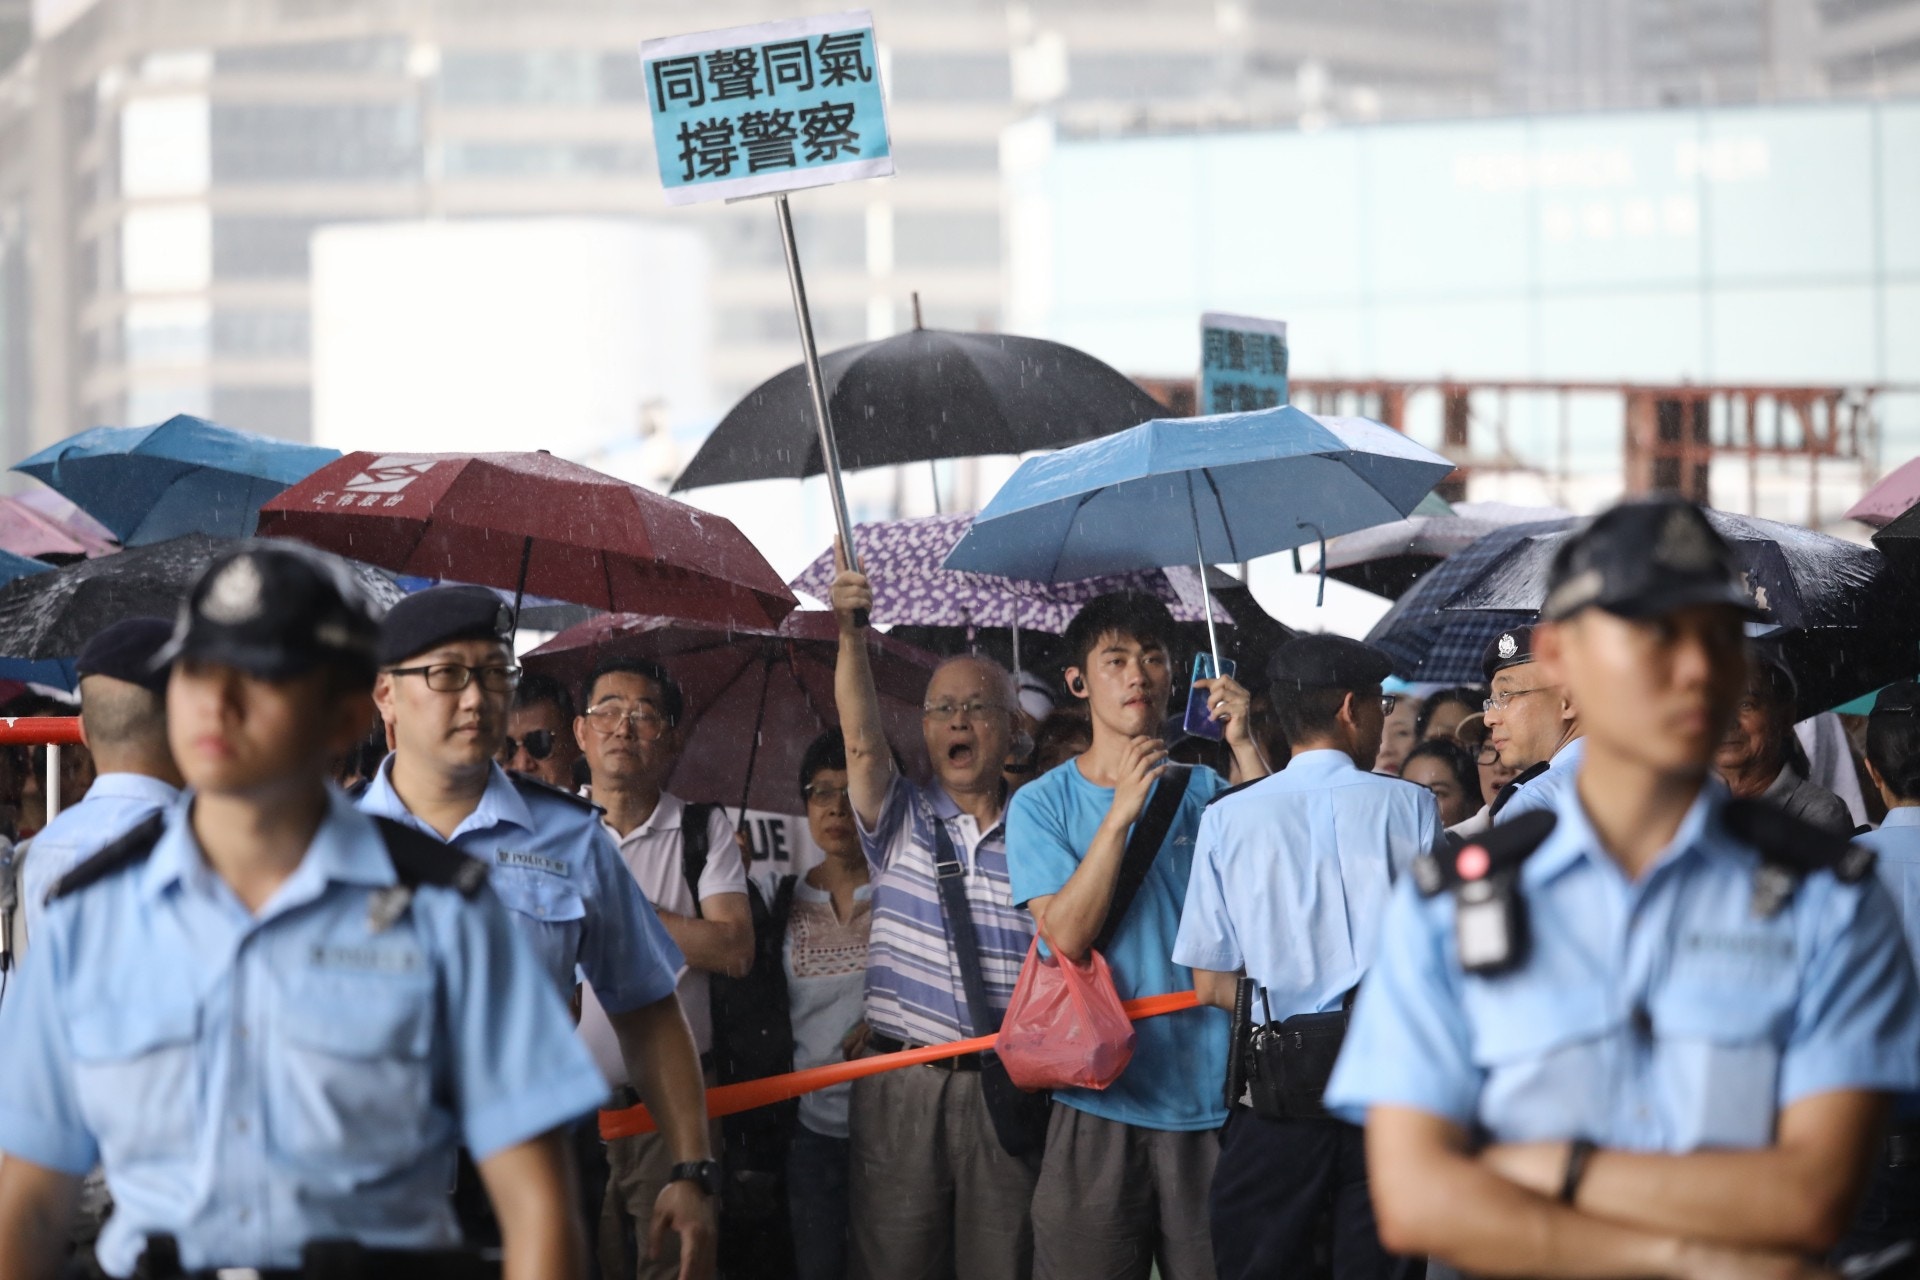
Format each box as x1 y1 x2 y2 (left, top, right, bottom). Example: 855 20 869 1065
1199 312 1289 415
642 12 894 205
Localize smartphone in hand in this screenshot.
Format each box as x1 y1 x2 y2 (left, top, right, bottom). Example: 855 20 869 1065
1182 652 1238 741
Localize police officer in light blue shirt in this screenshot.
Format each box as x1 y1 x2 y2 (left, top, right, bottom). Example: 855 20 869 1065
1838 679 1920 1259
0 541 608 1279
18 617 183 944
1175 633 1440 1280
361 586 719 1277
1325 498 1920 1279
1476 624 1586 828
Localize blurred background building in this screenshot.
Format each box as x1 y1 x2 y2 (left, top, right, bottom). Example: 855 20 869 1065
0 0 1915 542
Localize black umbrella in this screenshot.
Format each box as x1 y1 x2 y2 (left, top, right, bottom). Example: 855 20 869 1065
0 532 403 660
1448 509 1919 717
671 326 1166 491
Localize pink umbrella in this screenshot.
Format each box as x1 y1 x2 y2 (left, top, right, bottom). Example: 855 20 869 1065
10 488 118 555
0 497 88 559
1847 456 1920 528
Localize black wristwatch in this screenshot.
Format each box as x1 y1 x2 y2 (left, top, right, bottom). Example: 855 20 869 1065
669 1159 724 1197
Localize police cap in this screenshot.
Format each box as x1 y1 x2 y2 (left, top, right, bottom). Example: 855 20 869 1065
1481 624 1537 683
1541 497 1758 623
378 585 514 668
156 541 381 681
1266 634 1395 691
78 617 175 694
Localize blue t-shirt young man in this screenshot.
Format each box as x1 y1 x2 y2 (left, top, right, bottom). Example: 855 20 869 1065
1006 591 1266 1280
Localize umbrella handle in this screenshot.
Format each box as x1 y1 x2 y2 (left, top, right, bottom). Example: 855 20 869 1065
1298 521 1327 608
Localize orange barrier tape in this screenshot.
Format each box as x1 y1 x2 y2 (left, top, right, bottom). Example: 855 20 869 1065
599 989 1202 1140
0 717 83 746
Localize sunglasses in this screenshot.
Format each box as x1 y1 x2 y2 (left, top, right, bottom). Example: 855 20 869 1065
501 729 555 761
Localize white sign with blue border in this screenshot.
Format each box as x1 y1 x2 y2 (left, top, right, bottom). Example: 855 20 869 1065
1200 312 1290 414
641 11 895 206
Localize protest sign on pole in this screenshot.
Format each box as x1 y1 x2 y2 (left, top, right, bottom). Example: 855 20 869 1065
642 13 895 608
1199 312 1289 415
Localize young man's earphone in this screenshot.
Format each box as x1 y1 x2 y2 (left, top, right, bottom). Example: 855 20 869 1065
1067 672 1087 697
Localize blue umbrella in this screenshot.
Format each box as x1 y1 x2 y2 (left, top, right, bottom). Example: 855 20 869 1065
943 406 1455 663
13 414 339 546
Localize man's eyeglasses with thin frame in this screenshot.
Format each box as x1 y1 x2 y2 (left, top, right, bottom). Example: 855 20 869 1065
584 702 672 741
921 699 1009 722
386 662 522 694
1484 687 1551 714
804 782 851 808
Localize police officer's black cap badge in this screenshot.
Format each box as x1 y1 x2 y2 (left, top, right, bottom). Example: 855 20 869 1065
1480 624 1537 683
1267 634 1396 691
78 616 177 694
1540 497 1760 623
155 541 381 682
377 585 516 668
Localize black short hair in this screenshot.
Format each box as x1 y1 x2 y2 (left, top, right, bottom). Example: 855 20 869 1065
1060 591 1178 678
799 728 848 798
1868 683 1920 801
1404 737 1478 798
514 671 575 723
583 658 684 725
1413 686 1486 740
1266 683 1355 745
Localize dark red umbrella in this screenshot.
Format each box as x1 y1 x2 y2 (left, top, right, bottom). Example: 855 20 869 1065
525 610 936 816
257 451 795 629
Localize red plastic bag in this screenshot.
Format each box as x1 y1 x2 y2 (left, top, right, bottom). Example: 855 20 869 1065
994 925 1137 1092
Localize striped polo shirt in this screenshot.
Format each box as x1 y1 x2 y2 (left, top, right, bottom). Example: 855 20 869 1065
857 773 1033 1047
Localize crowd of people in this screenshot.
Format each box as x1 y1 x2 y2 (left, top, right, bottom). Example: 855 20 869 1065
0 492 1919 1280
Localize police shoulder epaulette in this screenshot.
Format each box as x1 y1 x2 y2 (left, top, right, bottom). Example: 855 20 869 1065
1488 761 1550 818
370 816 489 899
1203 777 1262 809
1412 810 1557 898
46 812 168 903
1721 798 1874 885
508 771 604 815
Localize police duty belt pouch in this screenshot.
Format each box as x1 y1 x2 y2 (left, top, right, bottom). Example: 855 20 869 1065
995 766 1192 1092
1245 994 1354 1122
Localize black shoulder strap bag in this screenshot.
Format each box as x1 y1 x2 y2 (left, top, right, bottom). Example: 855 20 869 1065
930 766 1193 1164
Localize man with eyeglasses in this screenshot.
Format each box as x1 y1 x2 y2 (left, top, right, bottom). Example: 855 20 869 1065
1478 625 1585 826
358 587 719 1280
500 672 585 793
830 554 1040 1280
572 657 751 1280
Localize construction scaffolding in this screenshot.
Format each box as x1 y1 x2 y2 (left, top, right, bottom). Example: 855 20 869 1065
1134 375 1896 526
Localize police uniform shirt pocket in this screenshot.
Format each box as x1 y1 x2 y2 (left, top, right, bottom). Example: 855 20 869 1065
1647 933 1797 1150
269 960 436 1174
1462 977 1617 1143
69 997 200 1167
488 859 587 925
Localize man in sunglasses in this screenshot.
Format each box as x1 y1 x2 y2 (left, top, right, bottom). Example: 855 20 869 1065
501 672 585 792
359 586 719 1280
1479 624 1585 825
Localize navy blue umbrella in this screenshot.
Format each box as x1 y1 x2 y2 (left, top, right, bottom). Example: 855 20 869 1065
1365 519 1573 683
14 414 338 547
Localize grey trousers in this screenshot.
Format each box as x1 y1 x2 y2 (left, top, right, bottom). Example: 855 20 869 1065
1029 1103 1219 1280
848 1063 1038 1280
600 1129 680 1280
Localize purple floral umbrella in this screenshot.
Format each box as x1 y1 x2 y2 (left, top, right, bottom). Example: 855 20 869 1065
790 512 1232 639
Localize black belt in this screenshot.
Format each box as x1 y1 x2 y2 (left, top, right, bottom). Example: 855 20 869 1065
130 1236 499 1279
867 1031 984 1071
